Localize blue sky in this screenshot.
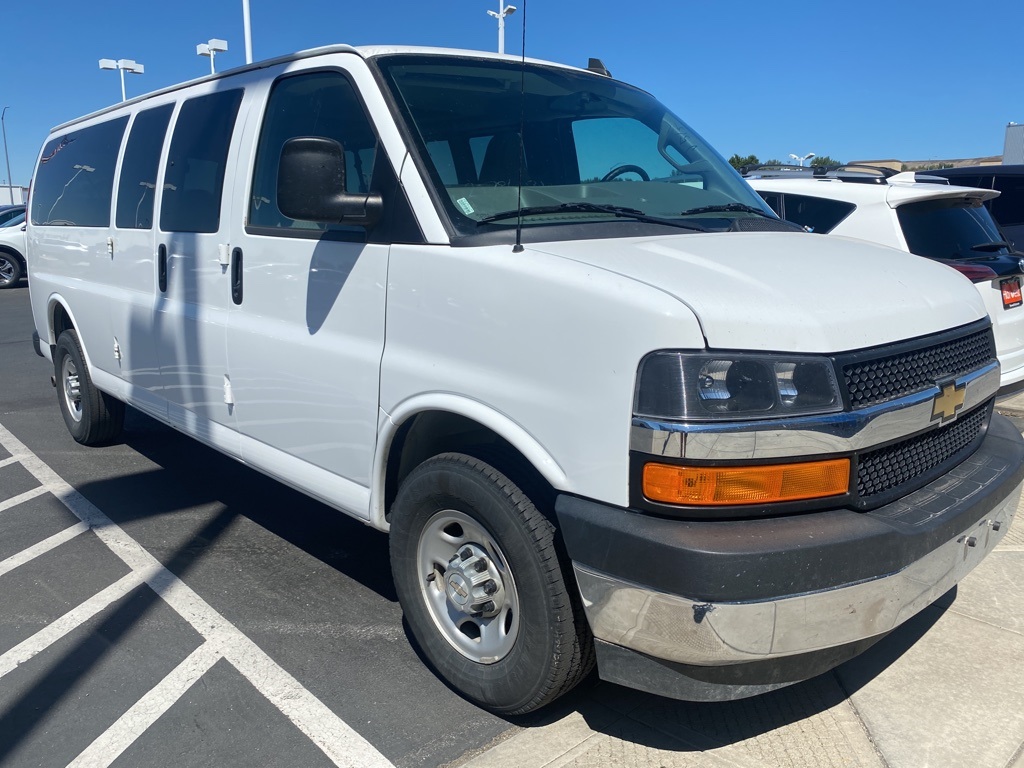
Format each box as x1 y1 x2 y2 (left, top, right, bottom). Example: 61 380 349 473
1 0 1021 187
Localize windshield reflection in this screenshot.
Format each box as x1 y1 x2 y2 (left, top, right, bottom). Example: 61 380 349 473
378 55 774 237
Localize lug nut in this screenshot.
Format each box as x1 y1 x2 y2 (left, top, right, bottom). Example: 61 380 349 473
483 579 497 595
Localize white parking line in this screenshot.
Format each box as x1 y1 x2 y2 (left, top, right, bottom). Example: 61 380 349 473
0 571 146 679
0 521 88 578
0 421 395 768
0 485 48 513
67 643 223 768
0 456 19 469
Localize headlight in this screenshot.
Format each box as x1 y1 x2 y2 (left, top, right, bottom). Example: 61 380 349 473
635 352 843 421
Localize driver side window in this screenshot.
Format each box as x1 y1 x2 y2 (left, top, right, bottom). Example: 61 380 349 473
248 70 379 234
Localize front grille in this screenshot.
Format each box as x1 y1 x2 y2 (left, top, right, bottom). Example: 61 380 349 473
843 328 994 409
856 406 988 499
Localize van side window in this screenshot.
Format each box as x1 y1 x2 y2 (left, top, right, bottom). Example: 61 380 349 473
248 71 378 232
161 89 244 233
115 104 174 229
31 117 129 227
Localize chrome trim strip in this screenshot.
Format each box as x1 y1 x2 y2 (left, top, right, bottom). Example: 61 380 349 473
631 362 999 460
575 479 1019 666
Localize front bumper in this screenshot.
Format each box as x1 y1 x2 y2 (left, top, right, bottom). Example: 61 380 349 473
556 413 1024 694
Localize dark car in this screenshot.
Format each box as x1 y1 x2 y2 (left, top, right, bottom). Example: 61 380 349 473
924 166 1024 248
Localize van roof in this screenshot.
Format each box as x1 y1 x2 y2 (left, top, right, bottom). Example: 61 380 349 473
50 45 591 134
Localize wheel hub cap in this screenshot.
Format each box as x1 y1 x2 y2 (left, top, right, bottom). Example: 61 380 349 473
444 544 506 618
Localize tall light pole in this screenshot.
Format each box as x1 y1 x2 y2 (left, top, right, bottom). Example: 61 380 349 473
487 1 517 55
1 107 13 205
242 0 253 64
99 58 145 102
197 38 228 74
789 152 816 167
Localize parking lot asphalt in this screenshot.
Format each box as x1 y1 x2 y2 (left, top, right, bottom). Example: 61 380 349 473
1 282 1023 767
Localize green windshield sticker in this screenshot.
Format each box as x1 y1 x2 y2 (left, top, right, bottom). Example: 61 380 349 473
456 197 475 215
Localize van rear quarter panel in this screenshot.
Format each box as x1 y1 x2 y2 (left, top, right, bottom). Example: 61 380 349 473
380 242 705 508
30 227 116 376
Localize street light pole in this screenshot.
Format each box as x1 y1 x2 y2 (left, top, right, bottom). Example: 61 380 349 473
242 0 253 64
197 39 229 74
486 1 517 55
789 152 816 167
1 107 13 205
99 59 145 102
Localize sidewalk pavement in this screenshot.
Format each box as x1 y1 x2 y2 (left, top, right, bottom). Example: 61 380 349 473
455 442 1024 768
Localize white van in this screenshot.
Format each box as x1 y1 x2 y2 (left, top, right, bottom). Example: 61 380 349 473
27 45 1024 714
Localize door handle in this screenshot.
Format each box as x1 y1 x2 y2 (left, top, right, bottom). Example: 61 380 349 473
158 244 167 292
231 247 243 305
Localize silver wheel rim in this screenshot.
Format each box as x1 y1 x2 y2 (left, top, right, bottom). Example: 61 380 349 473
416 509 520 664
62 356 84 423
0 258 13 285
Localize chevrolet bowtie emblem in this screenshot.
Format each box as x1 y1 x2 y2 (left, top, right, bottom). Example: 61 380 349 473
932 381 966 423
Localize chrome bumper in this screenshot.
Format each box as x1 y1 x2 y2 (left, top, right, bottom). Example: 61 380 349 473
575 480 1020 666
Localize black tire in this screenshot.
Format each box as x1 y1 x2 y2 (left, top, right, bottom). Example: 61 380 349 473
54 329 125 445
390 452 594 714
0 251 22 288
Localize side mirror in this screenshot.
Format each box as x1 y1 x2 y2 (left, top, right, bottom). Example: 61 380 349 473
277 136 382 228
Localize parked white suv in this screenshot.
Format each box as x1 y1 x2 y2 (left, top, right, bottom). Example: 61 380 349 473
746 166 1024 391
0 218 27 288
26 48 1024 713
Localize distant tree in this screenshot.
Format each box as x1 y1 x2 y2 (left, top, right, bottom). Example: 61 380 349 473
729 154 760 170
763 158 783 166
810 155 843 168
902 162 955 171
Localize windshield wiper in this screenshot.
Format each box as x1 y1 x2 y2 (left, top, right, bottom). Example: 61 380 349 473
679 202 775 218
478 202 708 231
971 240 1014 252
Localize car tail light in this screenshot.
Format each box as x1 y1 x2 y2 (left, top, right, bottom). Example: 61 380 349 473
948 263 998 282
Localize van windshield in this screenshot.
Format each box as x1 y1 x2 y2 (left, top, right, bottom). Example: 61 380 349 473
376 55 776 238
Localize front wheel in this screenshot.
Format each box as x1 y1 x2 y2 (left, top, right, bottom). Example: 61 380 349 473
54 329 125 445
390 452 593 714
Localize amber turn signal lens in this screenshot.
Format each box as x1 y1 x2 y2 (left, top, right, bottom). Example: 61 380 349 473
643 459 850 506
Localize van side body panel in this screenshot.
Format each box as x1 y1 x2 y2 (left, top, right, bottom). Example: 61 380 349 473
380 242 706 509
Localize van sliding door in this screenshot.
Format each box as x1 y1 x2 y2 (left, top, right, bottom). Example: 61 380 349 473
154 87 245 453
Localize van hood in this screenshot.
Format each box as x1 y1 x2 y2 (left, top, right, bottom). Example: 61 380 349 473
529 232 987 353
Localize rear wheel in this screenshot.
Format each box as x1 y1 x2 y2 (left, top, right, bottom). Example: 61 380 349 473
390 452 593 714
0 252 22 288
54 329 125 445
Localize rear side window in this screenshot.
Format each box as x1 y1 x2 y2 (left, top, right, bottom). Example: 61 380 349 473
248 71 378 233
990 177 1024 227
116 104 174 229
31 117 129 227
0 207 24 226
756 191 782 217
897 198 1006 259
776 193 855 233
161 90 243 233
